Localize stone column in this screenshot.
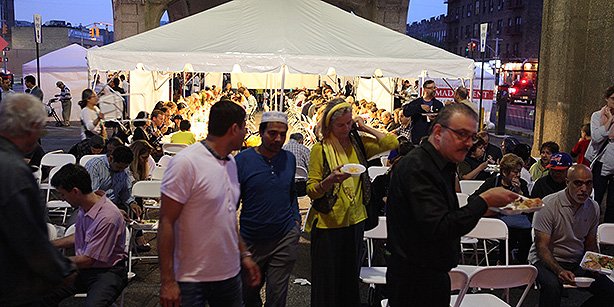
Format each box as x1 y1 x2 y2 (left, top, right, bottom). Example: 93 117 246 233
533 0 614 155
113 0 169 41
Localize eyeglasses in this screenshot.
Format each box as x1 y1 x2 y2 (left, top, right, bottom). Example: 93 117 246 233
440 124 478 142
425 86 437 90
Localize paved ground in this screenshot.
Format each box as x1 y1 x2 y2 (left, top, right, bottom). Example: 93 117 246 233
41 121 597 307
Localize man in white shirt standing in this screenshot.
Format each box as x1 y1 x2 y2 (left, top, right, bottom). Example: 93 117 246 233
158 100 260 307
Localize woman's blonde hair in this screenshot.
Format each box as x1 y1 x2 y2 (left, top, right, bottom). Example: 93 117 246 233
499 153 524 175
129 140 153 182
318 98 352 140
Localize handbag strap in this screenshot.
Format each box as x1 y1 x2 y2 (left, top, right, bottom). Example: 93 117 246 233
349 129 371 206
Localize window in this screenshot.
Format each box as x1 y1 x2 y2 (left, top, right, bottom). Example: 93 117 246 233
467 4 472 17
473 23 479 37
516 16 522 25
461 6 465 18
455 7 460 19
497 0 502 10
475 1 480 15
465 25 470 38
506 43 510 54
508 18 512 26
489 0 494 12
513 43 519 56
497 19 503 34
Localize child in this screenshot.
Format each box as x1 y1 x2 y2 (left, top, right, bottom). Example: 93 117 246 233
571 123 591 166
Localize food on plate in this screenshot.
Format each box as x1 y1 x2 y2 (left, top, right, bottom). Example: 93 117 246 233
510 197 543 210
582 252 614 272
347 166 361 174
341 164 365 175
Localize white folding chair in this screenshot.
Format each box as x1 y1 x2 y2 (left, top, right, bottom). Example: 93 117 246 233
150 166 166 181
47 200 72 225
39 152 75 189
295 166 308 181
458 218 509 275
459 180 485 195
597 223 614 253
368 166 389 182
132 181 162 218
360 216 388 300
451 265 538 307
162 143 188 155
79 154 106 166
47 223 58 240
380 269 469 307
457 193 469 208
157 155 173 168
380 156 388 167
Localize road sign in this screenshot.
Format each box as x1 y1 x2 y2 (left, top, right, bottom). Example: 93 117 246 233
34 14 42 43
0 37 8 51
480 23 488 53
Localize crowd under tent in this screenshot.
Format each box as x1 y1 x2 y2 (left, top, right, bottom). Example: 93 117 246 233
87 0 474 118
23 44 89 121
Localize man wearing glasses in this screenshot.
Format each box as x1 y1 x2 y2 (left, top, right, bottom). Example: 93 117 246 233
529 164 614 307
387 104 518 306
402 80 444 144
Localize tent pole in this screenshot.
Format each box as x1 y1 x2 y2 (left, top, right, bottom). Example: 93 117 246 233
280 64 286 112
170 72 174 101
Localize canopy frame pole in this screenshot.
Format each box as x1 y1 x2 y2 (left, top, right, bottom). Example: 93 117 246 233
280 64 286 112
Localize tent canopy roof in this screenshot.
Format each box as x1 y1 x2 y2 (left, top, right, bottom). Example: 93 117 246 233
88 0 473 78
24 43 88 74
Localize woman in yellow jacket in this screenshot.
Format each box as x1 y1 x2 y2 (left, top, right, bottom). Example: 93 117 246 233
306 98 398 307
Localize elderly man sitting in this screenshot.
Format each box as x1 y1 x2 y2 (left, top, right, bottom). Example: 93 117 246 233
529 164 614 307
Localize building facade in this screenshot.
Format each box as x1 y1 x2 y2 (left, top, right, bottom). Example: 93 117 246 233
444 0 542 62
406 14 447 49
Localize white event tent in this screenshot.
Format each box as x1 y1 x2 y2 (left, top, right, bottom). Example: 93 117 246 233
87 0 474 116
23 43 89 121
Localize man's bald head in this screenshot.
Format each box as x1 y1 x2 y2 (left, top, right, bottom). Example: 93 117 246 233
566 164 593 205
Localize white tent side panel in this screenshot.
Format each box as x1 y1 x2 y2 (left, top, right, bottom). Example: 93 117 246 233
21 71 88 122
129 70 169 118
204 73 224 89
231 72 319 89
356 78 394 112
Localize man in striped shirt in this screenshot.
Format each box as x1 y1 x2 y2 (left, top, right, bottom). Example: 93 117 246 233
56 81 72 126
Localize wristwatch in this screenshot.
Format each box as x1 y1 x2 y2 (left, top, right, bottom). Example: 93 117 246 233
241 251 253 259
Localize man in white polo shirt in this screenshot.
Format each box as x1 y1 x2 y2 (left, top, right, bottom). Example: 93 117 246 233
158 100 260 307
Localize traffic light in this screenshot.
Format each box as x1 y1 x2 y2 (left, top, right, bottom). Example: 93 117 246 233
95 27 100 37
89 28 95 37
471 42 477 51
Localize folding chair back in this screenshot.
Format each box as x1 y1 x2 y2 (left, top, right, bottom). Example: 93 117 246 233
468 265 537 307
79 154 105 166
364 216 387 240
465 218 509 265
47 223 58 240
457 193 469 208
41 152 76 168
459 180 485 195
150 166 166 181
132 181 161 198
157 155 173 168
598 223 614 251
449 269 469 307
162 143 188 155
368 166 389 181
295 166 308 181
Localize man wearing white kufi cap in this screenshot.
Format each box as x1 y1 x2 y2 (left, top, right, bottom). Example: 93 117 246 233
235 111 301 307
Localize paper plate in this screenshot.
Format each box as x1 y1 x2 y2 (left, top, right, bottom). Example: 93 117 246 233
341 163 366 176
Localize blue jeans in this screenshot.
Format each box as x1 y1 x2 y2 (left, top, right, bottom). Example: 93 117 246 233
178 273 242 307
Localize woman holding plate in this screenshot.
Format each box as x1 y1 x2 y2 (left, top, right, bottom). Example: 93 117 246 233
306 98 398 307
468 153 532 264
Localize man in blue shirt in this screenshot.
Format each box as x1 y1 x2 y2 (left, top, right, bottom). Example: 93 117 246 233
236 111 301 307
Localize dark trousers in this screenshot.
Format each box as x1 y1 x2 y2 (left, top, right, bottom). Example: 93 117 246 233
595 173 614 222
498 227 532 264
243 226 300 307
534 261 614 307
178 274 242 307
387 261 451 307
310 221 364 307
42 264 128 307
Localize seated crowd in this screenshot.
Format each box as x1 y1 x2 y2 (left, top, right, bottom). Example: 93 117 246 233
5 80 614 307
